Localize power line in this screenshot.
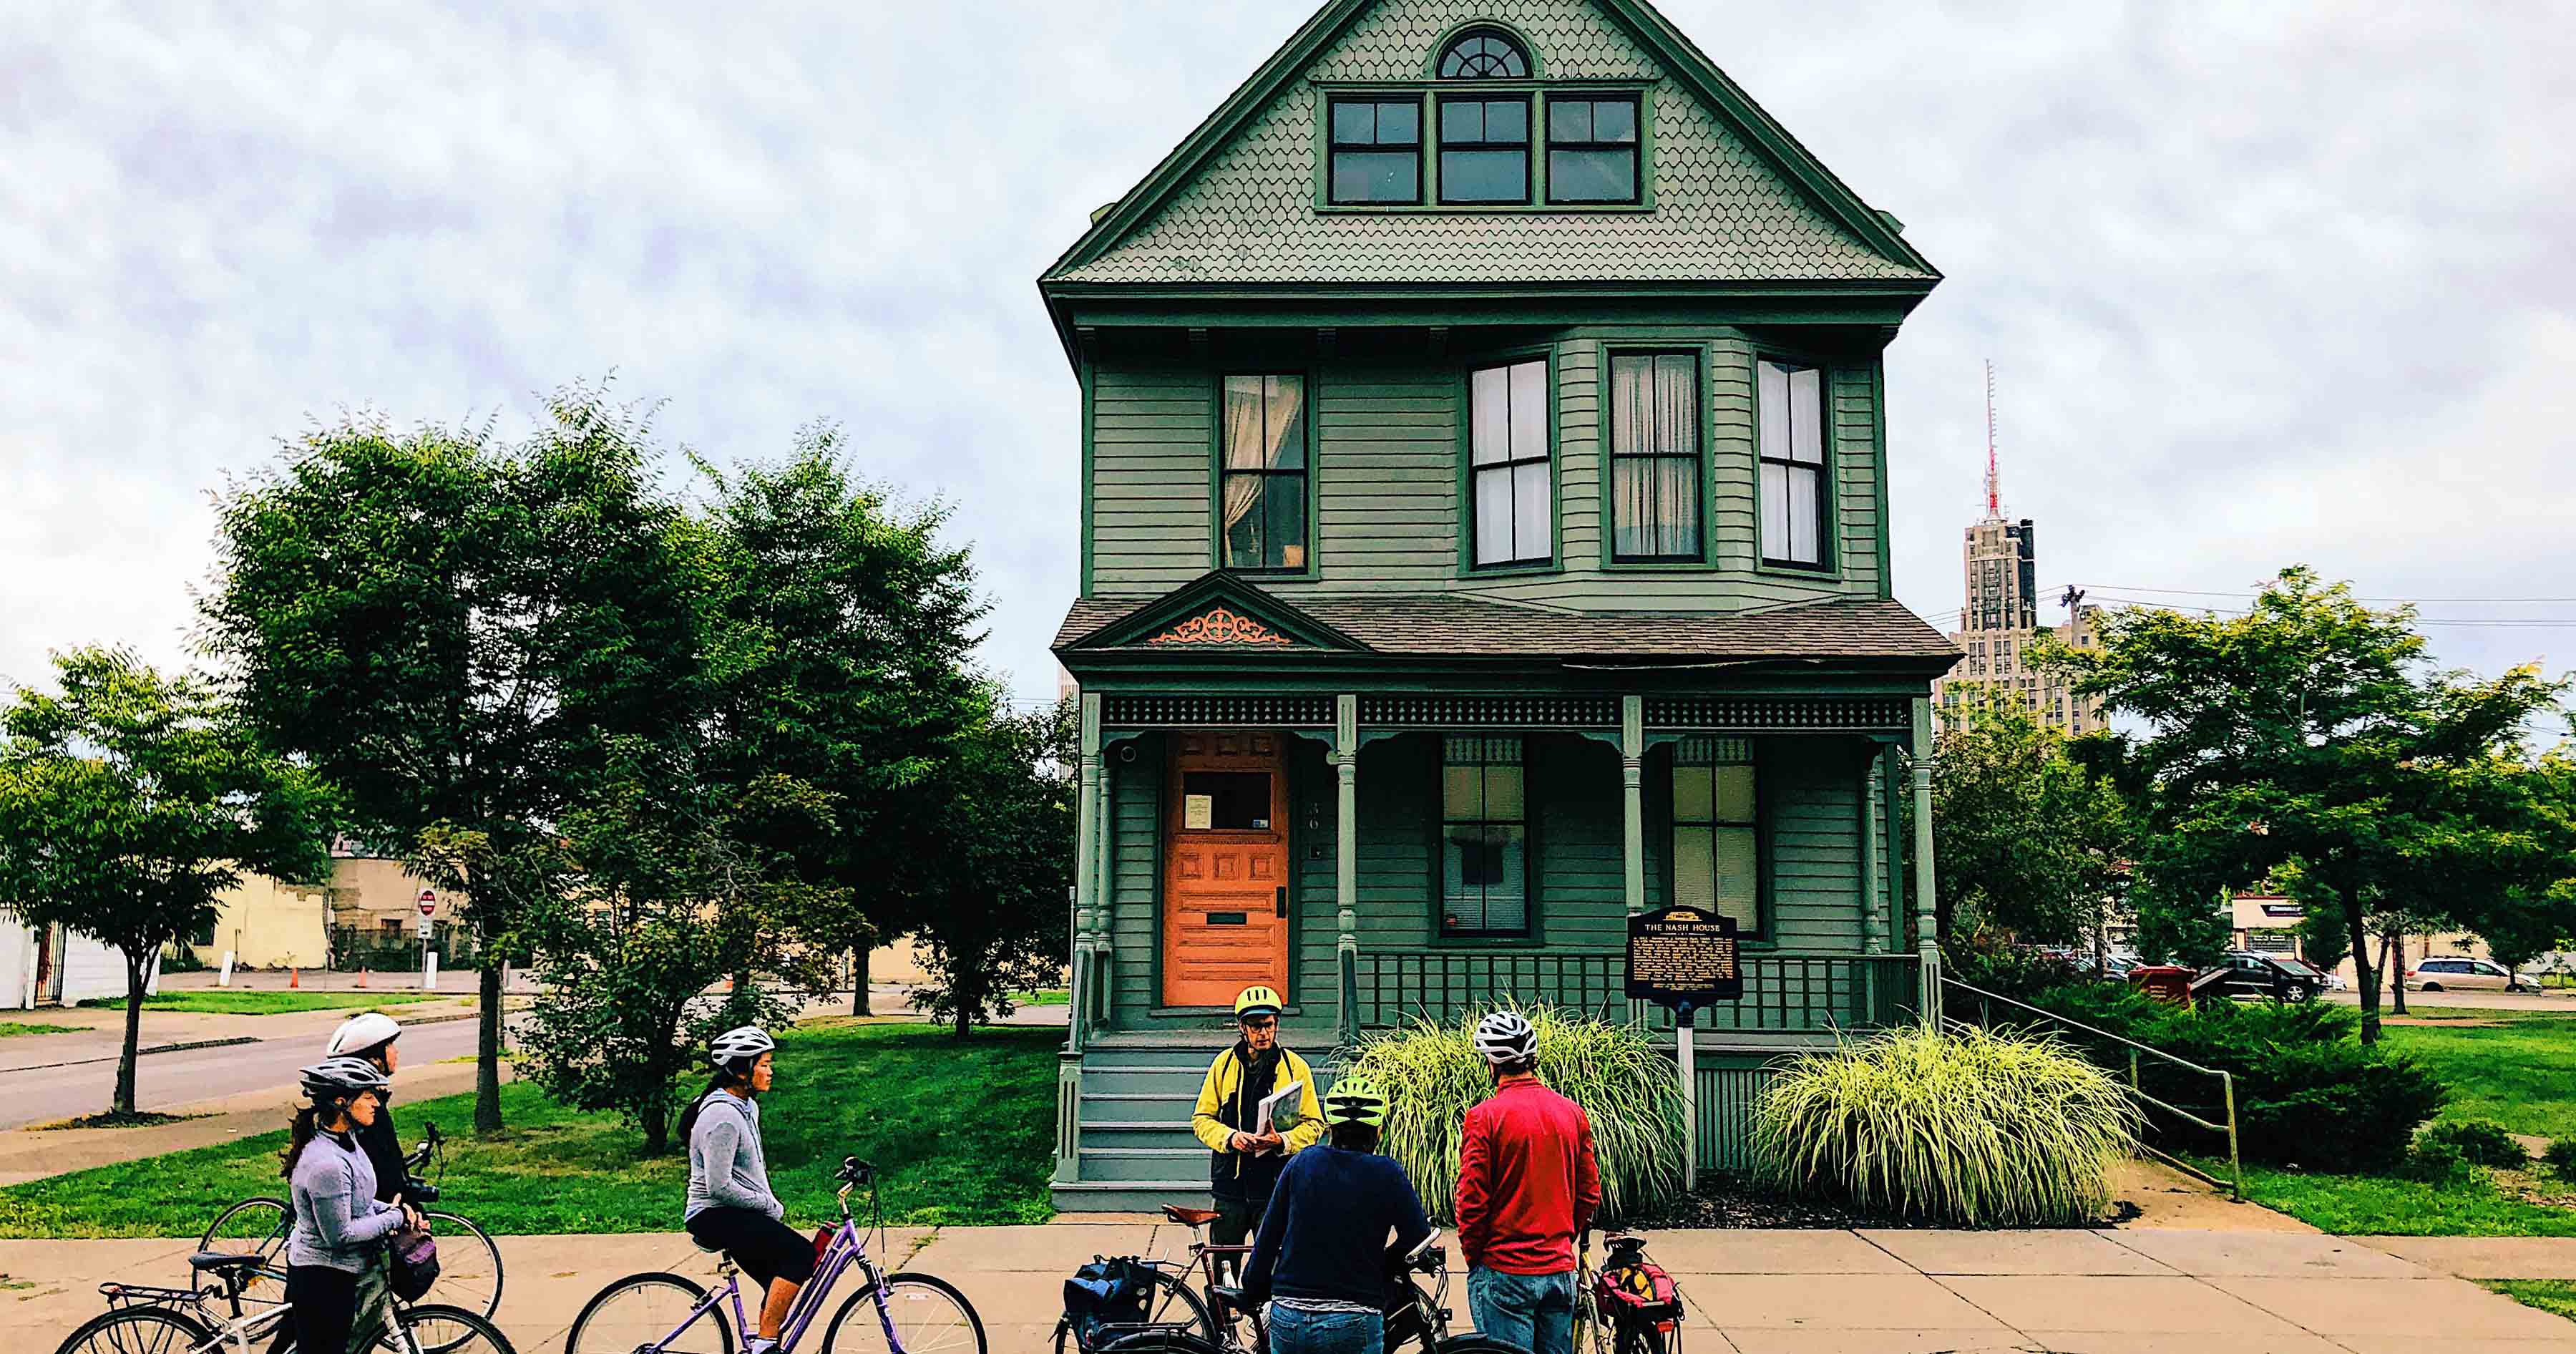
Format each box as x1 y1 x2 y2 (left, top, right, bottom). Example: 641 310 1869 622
2071 583 2576 605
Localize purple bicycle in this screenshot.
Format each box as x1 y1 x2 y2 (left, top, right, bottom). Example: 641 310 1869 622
564 1157 985 1354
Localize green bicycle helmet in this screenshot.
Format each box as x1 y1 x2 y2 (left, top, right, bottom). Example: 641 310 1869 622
1322 1073 1390 1128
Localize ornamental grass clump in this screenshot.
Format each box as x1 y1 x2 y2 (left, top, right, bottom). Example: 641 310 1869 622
1343 1003 1684 1223
1753 1025 2142 1227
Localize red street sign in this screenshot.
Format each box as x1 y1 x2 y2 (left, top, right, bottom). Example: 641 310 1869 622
418 890 436 917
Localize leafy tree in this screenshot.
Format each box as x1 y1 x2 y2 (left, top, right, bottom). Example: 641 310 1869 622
515 739 831 1154
0 649 333 1116
691 436 985 1016
2052 568 2569 1041
909 694 1075 1037
1931 691 2132 955
204 388 701 1131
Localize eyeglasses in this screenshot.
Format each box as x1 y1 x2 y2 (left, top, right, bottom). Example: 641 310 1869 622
1241 1017 1278 1031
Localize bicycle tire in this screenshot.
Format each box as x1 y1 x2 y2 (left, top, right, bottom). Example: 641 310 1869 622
198 1194 292 1303
1048 1263 1214 1354
565 1271 735 1354
420 1207 504 1322
388 1302 518 1354
200 1194 289 1252
821 1270 987 1354
1433 1340 1528 1353
52 1305 215 1354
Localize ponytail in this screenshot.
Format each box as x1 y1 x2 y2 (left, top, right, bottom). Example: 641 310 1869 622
675 1071 732 1143
280 1104 325 1178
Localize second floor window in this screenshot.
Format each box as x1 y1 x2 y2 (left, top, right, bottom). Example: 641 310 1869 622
1547 95 1640 204
1439 97 1529 204
1672 737 1760 933
1470 358 1551 566
1442 735 1528 937
1609 352 1701 561
1221 374 1307 571
1330 97 1422 205
1758 359 1828 568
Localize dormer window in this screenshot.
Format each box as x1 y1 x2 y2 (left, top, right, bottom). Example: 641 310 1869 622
1439 29 1529 79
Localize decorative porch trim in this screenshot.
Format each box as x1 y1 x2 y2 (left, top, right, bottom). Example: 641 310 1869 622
1644 695 1908 730
1103 693 1335 727
1146 606 1294 648
1360 693 1619 727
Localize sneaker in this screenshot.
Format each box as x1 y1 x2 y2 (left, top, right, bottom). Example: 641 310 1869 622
744 1340 779 1354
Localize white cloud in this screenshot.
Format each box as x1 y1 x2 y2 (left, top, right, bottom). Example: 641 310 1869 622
2 0 2571 703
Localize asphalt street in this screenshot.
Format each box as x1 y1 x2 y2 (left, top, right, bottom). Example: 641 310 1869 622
0 1011 489 1131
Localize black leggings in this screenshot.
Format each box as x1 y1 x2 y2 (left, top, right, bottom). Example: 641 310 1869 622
286 1265 364 1354
686 1207 816 1292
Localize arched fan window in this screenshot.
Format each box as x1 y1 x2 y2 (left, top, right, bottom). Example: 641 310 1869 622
1438 29 1529 79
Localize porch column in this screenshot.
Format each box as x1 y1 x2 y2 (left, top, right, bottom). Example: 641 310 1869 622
1883 743 1906 946
1909 698 1941 1025
1858 748 1883 953
1071 693 1103 1047
1333 693 1360 1048
1620 696 1645 914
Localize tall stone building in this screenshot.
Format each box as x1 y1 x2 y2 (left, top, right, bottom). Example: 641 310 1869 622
1932 436 2106 736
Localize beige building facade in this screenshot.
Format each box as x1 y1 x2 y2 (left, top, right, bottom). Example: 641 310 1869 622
1931 512 2108 739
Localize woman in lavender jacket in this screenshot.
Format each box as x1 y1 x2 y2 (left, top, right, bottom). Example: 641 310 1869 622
283 1056 406 1354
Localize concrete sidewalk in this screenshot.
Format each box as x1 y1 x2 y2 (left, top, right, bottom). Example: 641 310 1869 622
6 1227 2572 1353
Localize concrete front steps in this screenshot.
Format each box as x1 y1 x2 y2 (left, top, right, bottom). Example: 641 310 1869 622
1053 1032 1340 1214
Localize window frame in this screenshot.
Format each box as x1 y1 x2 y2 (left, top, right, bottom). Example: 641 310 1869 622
1435 93 1533 206
1752 349 1840 576
1662 736 1767 942
1434 25 1534 80
1432 734 1538 943
1311 84 1654 214
1208 369 1320 578
1325 94 1425 207
1599 345 1713 569
1457 344 1560 575
1542 92 1644 206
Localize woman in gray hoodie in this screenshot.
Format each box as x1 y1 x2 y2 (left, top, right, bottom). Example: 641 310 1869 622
682 1026 806 1354
283 1056 406 1354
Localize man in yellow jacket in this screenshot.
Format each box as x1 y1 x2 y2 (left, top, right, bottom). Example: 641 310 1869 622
1191 985 1324 1255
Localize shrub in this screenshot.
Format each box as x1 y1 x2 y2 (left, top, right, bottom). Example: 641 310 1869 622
2398 1138 2475 1186
1343 1004 1684 1224
2545 1139 2576 1182
2420 1121 2529 1169
1752 1026 2142 1227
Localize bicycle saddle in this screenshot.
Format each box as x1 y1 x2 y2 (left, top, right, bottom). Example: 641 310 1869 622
189 1252 268 1273
1160 1204 1221 1227
1209 1284 1246 1310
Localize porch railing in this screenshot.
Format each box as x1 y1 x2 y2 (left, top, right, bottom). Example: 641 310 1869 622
1354 950 1923 1034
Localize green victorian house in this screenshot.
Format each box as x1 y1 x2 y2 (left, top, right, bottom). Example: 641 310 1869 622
1042 0 1957 1211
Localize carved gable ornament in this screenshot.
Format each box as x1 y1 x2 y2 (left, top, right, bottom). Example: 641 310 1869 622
1146 606 1295 648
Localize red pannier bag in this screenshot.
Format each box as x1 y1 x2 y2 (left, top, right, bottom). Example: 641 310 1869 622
1596 1256 1684 1335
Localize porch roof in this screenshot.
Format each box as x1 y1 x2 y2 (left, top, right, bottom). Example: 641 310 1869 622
1055 585 1959 666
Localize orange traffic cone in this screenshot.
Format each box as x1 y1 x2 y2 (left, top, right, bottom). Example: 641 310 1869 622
289 967 301 989
356 967 369 988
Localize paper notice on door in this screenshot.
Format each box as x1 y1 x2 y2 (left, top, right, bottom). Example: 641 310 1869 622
1184 794 1214 829
1256 1079 1305 1136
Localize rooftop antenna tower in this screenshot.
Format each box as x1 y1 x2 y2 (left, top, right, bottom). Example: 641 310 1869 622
1983 359 2001 520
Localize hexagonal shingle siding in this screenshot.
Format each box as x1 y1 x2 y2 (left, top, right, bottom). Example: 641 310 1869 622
1053 0 1928 286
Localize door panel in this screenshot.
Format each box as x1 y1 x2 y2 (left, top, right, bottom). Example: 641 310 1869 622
1163 731 1292 1008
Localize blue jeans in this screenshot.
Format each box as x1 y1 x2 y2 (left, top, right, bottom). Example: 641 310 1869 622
1265 1300 1383 1354
1468 1267 1575 1354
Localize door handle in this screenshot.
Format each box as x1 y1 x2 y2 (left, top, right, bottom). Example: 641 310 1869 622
1276 887 1288 918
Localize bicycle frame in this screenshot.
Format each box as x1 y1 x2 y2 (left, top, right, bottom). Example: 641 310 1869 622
655 1214 901 1354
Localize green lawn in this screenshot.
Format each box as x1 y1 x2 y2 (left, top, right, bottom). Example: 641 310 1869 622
2384 1010 2576 1140
84 991 443 1016
0 1020 1058 1237
0 1022 73 1038
2484 1280 2576 1326
2223 1161 2576 1237
1010 989 1071 1007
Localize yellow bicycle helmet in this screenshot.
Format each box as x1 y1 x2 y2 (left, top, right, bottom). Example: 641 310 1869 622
1322 1074 1390 1128
1234 985 1284 1019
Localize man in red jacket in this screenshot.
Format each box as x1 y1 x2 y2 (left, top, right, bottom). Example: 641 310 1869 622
1455 1010 1601 1354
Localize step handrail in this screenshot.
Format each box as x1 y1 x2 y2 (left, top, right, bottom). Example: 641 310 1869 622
1941 976 2242 1202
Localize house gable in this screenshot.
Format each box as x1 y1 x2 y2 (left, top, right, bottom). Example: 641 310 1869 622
1045 0 1935 289
1065 572 1371 653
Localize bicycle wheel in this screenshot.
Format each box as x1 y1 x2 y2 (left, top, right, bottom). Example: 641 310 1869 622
52 1306 214 1354
385 1303 518 1354
821 1272 986 1354
199 1195 291 1302
421 1208 504 1321
566 1271 734 1354
1047 1264 1212 1354
1433 1340 1526 1353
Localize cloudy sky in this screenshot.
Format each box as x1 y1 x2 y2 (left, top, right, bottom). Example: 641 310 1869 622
6 1 2572 714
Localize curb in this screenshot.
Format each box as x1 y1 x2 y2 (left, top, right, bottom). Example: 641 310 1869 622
3 1036 265 1076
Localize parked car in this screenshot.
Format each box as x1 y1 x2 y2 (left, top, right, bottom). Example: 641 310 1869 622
2405 955 2534 993
2207 951 2328 1002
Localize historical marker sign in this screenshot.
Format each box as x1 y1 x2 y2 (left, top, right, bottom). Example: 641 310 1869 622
1625 905 1743 1005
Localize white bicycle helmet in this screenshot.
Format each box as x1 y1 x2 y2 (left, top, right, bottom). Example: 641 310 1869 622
708 1025 776 1067
1474 1010 1538 1066
326 1011 403 1058
301 1056 392 1101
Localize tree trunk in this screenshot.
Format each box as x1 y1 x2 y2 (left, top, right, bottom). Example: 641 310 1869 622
2386 928 2409 1016
474 958 504 1134
852 945 871 1017
641 1088 669 1156
114 950 146 1117
2346 899 2380 1045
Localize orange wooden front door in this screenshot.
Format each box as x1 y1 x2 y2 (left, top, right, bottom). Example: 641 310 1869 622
1162 731 1292 1008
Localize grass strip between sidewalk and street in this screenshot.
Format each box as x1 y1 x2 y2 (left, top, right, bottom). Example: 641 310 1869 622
2383 1010 2576 1140
0 1021 76 1038
2482 1280 2576 1326
0 1019 1058 1236
81 991 445 1016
